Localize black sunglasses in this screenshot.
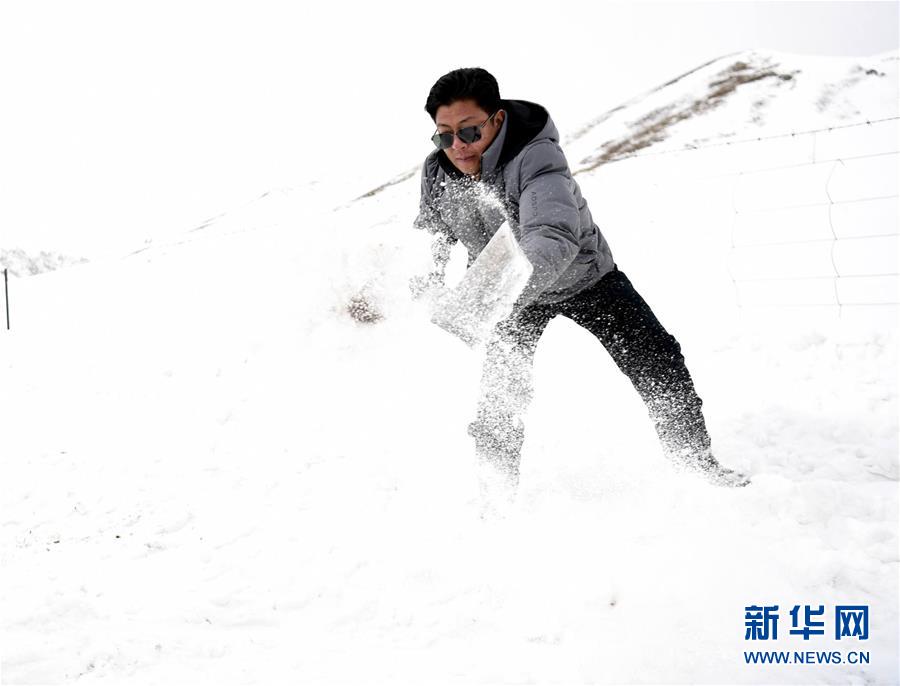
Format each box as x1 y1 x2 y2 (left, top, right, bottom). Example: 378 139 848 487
431 112 498 150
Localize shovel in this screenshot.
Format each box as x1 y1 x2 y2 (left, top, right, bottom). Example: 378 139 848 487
430 221 533 347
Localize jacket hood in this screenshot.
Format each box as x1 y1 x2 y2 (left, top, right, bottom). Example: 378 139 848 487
436 99 557 180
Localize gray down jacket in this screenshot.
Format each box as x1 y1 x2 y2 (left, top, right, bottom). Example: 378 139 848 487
414 99 615 307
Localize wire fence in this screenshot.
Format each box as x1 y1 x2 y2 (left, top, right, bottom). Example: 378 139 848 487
584 116 899 315
2 117 896 326
728 144 897 315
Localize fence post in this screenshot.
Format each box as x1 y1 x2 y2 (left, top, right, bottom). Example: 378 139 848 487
4 267 8 330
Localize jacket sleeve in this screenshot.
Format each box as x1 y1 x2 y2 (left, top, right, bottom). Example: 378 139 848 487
513 139 581 309
413 158 458 280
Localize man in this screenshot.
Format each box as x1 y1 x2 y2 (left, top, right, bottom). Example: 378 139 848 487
412 67 750 491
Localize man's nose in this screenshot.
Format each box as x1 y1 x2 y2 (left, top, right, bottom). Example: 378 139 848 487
451 135 468 150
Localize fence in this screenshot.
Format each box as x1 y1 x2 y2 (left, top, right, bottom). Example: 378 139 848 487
582 116 899 316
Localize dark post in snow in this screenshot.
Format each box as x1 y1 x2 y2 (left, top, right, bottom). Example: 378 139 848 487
3 268 8 330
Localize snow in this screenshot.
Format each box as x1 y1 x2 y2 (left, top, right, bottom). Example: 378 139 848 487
1 49 898 684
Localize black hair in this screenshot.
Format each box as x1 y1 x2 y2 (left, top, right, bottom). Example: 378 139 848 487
424 67 501 121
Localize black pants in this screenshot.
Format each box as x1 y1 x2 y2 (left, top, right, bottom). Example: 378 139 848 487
467 265 712 483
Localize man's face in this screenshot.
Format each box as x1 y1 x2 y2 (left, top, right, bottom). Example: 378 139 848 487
434 99 505 177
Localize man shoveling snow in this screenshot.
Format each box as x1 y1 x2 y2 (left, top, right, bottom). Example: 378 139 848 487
411 67 750 494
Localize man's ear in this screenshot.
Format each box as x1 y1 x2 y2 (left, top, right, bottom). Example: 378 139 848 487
496 109 506 126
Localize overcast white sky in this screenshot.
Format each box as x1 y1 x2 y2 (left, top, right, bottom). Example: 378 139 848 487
0 1 897 256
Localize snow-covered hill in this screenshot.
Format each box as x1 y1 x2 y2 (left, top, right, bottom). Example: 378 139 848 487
1 49 897 684
565 49 898 169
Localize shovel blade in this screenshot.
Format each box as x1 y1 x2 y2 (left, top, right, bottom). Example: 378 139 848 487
430 222 533 347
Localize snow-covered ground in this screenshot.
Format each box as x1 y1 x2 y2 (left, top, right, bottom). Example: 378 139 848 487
1 50 898 684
